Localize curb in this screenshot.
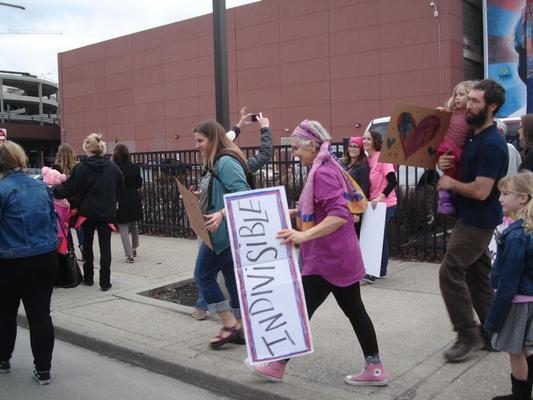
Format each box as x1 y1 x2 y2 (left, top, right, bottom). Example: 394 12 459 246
17 315 290 400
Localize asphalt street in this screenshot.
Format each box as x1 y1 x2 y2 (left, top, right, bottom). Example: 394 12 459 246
2 327 228 400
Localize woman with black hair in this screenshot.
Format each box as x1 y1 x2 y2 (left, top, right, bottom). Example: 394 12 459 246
519 114 533 172
343 136 370 238
112 144 143 263
362 130 397 283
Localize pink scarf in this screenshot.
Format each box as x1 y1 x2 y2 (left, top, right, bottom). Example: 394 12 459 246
74 215 117 232
293 120 367 231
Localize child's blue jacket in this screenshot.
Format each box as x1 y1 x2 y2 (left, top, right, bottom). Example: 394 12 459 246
484 219 533 333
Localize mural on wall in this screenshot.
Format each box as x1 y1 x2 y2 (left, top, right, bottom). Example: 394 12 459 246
485 0 528 116
526 0 533 112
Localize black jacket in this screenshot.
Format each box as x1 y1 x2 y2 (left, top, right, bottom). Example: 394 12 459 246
115 161 143 223
53 156 124 222
520 148 533 172
348 162 370 198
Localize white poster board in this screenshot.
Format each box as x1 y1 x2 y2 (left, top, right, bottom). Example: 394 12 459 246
0 128 6 143
224 186 313 364
359 203 387 277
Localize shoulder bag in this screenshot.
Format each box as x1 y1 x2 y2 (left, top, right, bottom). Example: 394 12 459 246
55 212 83 288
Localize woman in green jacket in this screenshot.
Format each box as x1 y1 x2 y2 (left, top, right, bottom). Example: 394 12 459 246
193 120 250 348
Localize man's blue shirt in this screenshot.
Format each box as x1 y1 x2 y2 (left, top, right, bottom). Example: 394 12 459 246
456 122 508 229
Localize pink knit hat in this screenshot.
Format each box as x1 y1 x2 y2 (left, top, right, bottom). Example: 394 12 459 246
349 136 363 148
42 166 67 186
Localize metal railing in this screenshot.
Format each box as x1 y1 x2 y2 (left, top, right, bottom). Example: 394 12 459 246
0 113 59 126
131 143 447 261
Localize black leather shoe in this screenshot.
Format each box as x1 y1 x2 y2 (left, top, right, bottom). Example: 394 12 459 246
100 283 112 292
0 360 10 373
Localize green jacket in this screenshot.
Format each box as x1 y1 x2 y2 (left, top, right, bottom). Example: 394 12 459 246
209 155 250 254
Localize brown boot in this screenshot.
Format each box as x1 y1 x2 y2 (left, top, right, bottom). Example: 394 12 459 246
443 333 483 362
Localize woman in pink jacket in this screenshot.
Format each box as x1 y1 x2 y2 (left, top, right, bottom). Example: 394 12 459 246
246 120 389 387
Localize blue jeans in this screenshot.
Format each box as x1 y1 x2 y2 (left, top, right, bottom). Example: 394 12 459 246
380 206 396 277
194 243 240 319
195 294 208 310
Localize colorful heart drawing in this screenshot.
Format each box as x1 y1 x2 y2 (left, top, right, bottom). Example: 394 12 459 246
396 114 441 159
397 112 416 140
386 137 396 149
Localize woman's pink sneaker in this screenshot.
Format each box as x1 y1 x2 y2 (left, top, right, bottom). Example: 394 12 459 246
344 361 389 386
245 359 286 382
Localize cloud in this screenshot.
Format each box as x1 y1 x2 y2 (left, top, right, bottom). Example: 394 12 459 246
0 0 259 81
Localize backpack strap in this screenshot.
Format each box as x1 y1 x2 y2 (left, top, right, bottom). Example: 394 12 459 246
215 149 250 175
55 211 76 253
207 151 249 210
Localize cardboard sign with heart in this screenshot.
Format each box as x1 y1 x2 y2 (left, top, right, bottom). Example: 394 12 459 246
379 103 451 169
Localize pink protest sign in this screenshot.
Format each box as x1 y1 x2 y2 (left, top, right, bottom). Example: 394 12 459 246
224 186 313 364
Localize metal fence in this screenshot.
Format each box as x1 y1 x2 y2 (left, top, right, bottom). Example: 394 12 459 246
131 143 448 262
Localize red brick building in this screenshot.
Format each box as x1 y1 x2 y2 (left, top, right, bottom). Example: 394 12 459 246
58 0 479 153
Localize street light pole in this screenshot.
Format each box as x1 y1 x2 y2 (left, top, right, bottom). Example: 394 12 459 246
212 0 230 130
430 2 442 100
0 2 25 10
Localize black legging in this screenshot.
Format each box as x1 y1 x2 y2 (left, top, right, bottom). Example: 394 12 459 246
82 219 112 286
303 275 379 357
0 251 58 371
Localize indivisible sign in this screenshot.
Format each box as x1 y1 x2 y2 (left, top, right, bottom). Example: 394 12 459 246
176 179 213 250
0 128 6 143
359 203 387 277
379 103 451 169
224 186 313 364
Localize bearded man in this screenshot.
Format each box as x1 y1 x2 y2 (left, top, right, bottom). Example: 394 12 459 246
437 79 509 362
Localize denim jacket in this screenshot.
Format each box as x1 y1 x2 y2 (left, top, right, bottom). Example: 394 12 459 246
484 219 533 333
0 170 57 259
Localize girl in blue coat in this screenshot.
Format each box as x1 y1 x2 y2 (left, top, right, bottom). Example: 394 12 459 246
485 171 533 399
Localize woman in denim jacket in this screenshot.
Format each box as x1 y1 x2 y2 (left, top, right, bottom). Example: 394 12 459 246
485 171 533 399
0 141 58 385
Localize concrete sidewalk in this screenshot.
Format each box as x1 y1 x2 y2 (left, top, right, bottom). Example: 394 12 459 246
18 233 509 399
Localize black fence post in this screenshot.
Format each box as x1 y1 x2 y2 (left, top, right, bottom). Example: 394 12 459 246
212 0 230 130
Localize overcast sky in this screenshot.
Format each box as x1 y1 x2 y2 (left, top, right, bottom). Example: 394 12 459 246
0 0 259 82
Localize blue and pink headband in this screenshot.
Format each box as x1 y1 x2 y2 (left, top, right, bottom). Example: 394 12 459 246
292 119 322 143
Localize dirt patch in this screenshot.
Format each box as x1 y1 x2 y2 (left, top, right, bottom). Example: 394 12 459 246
142 281 199 307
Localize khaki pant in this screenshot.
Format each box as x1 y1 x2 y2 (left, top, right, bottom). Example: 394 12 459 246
118 222 139 257
439 219 495 339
